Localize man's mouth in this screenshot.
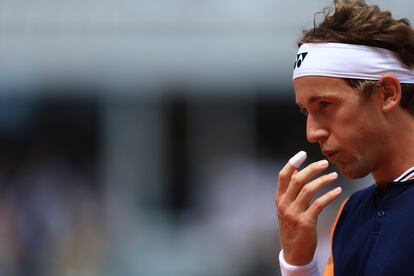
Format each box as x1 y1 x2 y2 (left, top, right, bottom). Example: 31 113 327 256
322 150 340 162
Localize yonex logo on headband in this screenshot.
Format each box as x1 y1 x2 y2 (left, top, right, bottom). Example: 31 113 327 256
294 52 308 69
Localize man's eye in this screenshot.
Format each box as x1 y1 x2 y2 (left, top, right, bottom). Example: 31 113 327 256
319 102 332 109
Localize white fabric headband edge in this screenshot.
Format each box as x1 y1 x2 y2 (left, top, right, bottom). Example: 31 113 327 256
292 43 414 84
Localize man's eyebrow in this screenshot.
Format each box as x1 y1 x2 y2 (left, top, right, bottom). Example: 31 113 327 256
295 93 335 108
308 95 322 104
295 96 322 108
307 94 338 104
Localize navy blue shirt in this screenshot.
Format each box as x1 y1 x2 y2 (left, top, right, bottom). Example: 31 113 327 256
333 179 414 275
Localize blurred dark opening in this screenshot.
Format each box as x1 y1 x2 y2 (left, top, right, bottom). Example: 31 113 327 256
164 96 190 215
255 96 323 161
0 90 102 192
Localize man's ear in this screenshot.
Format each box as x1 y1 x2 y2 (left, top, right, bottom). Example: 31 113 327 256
378 74 401 112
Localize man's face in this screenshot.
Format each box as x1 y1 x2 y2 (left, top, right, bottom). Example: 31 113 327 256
294 76 388 179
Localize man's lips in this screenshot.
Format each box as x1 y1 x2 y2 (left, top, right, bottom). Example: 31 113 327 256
322 150 340 162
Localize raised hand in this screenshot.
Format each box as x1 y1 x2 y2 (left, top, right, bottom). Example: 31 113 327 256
275 151 342 265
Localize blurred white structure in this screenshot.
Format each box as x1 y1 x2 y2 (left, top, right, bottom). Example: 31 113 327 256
0 0 412 94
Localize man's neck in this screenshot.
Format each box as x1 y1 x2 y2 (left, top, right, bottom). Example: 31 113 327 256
372 113 414 187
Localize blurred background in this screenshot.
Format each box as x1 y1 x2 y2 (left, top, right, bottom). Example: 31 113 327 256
0 0 411 275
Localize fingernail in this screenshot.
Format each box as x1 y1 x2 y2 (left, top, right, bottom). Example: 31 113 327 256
289 151 307 168
329 172 338 178
334 187 342 193
318 160 329 167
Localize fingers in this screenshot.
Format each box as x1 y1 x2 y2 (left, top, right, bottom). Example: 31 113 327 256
284 159 329 200
277 151 307 195
276 151 341 220
295 172 338 208
306 186 342 218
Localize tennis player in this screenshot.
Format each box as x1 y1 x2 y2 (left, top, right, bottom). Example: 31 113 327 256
275 0 414 275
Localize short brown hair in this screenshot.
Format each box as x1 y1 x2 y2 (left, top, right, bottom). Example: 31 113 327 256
298 0 414 116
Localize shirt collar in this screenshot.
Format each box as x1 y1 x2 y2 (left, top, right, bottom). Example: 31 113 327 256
394 166 414 182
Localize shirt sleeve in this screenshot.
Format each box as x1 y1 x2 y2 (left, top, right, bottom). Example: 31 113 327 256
279 250 321 276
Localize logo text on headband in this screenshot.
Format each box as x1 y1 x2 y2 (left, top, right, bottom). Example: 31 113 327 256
294 52 308 69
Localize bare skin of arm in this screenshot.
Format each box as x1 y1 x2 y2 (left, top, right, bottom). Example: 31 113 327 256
275 159 342 265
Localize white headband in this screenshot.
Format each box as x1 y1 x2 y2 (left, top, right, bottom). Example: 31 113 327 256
292 43 414 83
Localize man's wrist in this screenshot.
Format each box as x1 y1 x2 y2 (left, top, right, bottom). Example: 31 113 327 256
279 250 320 276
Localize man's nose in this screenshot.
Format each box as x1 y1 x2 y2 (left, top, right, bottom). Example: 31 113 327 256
306 115 329 143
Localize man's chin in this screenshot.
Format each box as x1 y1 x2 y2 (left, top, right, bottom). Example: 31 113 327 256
337 164 370 180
